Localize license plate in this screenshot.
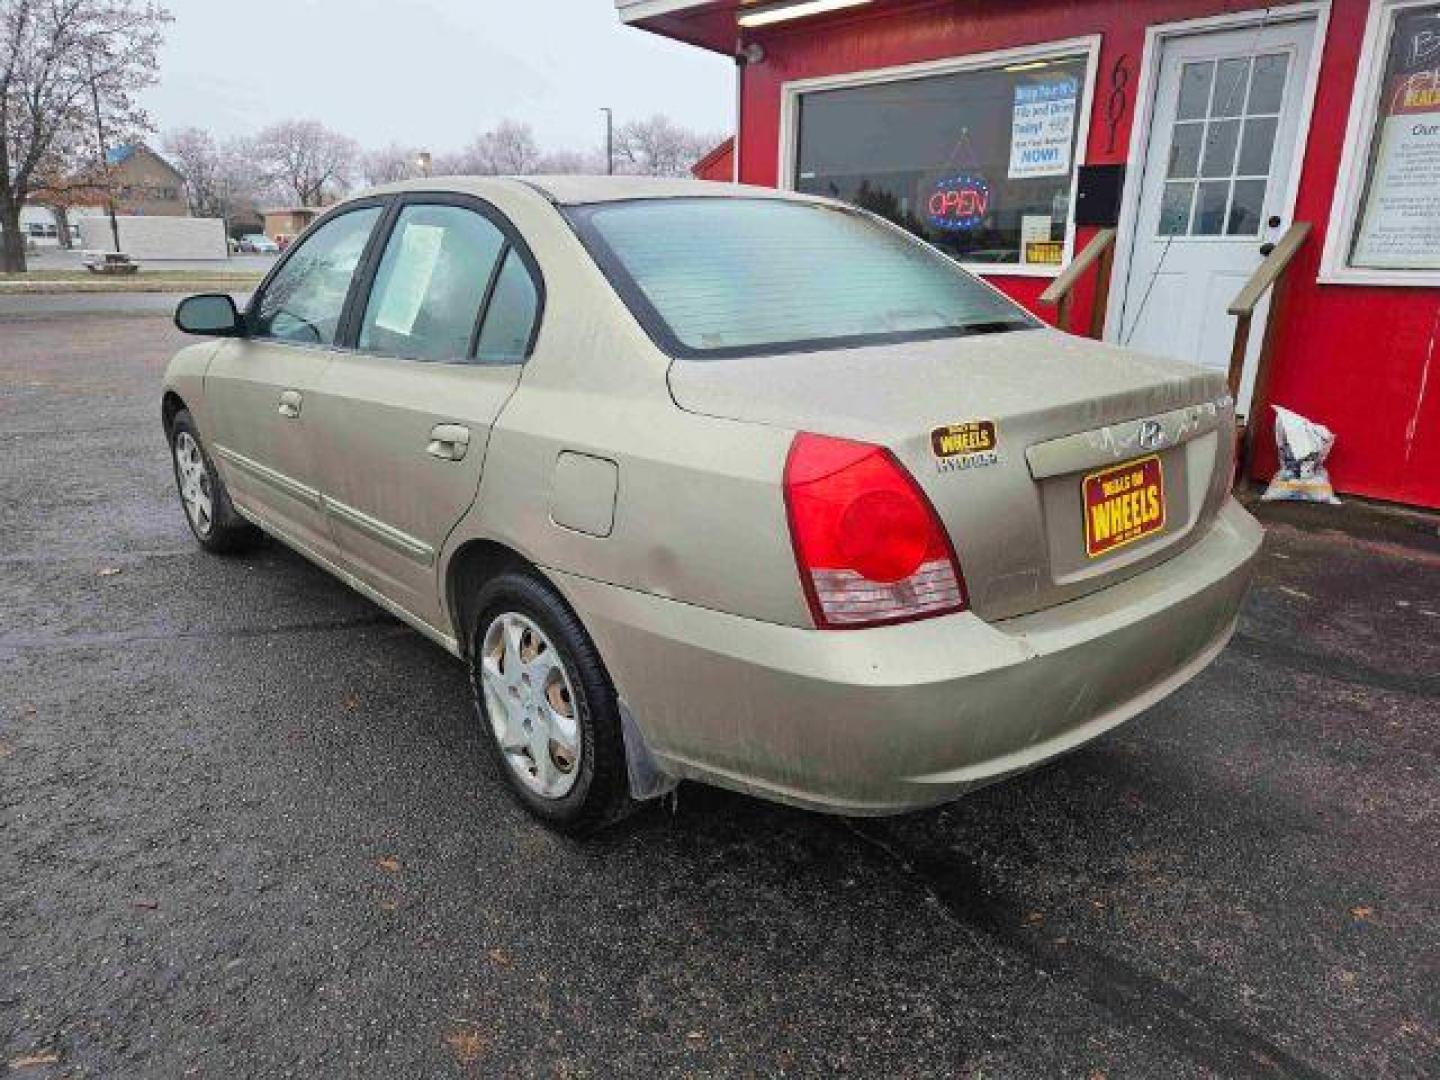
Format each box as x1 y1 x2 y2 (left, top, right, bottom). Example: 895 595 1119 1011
1083 455 1166 558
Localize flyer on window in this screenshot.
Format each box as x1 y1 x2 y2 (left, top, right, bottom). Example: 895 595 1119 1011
1009 77 1078 180
1351 6 1440 270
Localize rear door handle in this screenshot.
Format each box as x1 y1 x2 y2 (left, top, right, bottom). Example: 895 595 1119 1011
277 389 303 418
426 423 471 461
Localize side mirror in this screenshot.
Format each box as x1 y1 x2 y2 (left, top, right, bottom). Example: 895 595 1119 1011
175 293 244 337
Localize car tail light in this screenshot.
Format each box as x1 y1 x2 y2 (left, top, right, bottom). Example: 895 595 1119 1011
784 432 967 629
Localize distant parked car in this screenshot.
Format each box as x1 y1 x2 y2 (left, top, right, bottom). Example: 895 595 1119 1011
238 233 279 254
161 177 1261 834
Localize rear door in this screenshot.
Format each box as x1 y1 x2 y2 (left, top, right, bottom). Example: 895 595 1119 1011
205 202 386 559
306 195 543 630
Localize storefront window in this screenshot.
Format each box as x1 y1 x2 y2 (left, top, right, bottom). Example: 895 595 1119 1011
793 52 1090 270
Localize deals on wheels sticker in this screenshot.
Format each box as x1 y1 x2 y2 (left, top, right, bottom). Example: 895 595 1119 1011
1083 455 1166 557
932 420 1000 473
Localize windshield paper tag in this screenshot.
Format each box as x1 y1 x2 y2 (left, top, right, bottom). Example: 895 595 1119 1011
932 420 1000 473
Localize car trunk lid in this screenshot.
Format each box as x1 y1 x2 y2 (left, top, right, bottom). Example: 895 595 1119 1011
668 328 1235 620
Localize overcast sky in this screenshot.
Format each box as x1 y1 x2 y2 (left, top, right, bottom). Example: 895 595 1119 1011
143 0 733 154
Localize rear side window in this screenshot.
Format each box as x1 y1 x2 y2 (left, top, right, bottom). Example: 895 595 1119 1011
252 207 381 345
474 249 539 364
566 198 1035 359
359 205 506 362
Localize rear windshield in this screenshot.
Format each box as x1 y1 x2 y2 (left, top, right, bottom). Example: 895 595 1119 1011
564 198 1037 359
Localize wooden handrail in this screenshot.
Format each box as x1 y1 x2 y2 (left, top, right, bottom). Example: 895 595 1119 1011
1038 227 1116 338
1225 221 1312 402
1225 220 1312 487
1227 221 1312 318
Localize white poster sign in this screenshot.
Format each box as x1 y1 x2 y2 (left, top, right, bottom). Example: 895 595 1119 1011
1009 78 1078 180
373 223 445 335
1352 71 1440 269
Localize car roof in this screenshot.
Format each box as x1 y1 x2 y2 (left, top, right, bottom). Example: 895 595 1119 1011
362 175 806 207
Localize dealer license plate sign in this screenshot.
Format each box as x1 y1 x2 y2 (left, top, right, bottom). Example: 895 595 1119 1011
1083 455 1166 558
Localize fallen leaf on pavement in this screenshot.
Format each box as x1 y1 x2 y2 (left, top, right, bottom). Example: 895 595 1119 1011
342 692 361 712
132 897 159 910
487 946 511 967
444 1028 486 1065
97 566 122 577
376 856 401 873
9 1053 60 1068
1349 906 1374 920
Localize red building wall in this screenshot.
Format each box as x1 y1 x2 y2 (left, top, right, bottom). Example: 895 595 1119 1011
734 0 1440 508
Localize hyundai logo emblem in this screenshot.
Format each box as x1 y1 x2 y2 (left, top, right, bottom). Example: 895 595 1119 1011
1138 419 1165 451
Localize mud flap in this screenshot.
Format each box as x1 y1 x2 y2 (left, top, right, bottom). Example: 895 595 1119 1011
619 700 678 801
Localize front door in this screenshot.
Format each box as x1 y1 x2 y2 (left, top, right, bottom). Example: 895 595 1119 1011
1116 18 1316 413
205 203 386 560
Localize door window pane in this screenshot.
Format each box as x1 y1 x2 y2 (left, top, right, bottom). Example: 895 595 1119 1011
1192 181 1230 235
473 249 540 364
1167 123 1203 178
794 53 1089 266
1159 182 1195 235
1228 179 1267 235
1211 58 1251 118
1201 120 1241 177
1237 117 1279 176
1247 53 1289 114
252 208 381 344
360 205 505 362
1177 62 1214 121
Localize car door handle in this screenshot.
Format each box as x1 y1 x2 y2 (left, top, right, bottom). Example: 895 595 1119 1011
426 423 471 461
277 389 303 419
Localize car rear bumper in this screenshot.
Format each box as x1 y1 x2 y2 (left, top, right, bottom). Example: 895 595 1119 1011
548 498 1263 815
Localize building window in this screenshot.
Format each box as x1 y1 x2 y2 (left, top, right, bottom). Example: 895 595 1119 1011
1324 0 1440 284
788 41 1095 273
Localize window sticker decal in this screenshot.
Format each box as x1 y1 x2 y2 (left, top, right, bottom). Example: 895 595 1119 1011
373 222 445 335
931 420 1001 472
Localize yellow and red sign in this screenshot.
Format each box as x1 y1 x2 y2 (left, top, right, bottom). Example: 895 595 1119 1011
1083 455 1165 557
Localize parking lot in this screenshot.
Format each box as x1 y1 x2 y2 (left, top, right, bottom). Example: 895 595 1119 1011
2 303 1436 1078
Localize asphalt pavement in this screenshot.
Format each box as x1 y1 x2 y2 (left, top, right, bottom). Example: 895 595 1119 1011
1 302 1436 1078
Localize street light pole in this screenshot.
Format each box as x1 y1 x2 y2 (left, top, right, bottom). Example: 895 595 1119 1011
600 108 614 175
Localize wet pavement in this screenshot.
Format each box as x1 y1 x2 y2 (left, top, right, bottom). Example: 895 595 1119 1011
2 305 1437 1078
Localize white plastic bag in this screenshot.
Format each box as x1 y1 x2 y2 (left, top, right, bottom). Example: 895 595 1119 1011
1261 406 1340 504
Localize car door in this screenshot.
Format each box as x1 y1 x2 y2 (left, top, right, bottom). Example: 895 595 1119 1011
305 195 543 630
204 201 387 560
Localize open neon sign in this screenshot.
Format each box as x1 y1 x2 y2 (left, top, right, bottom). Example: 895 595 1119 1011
928 174 990 232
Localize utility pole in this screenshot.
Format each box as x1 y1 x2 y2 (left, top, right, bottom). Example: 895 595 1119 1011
600 108 614 175
86 56 122 253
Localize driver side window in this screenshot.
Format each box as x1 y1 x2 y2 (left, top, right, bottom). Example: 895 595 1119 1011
251 207 382 345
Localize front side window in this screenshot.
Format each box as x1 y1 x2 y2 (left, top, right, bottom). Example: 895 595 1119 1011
794 52 1090 269
568 198 1035 359
1348 1 1440 271
252 207 381 344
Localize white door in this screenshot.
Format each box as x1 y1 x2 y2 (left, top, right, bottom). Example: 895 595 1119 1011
1116 19 1316 413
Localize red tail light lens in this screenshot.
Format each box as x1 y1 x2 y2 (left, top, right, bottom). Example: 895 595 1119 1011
784 432 967 629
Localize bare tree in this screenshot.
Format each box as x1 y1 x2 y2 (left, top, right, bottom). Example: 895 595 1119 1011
360 143 421 186
163 126 265 235
0 0 170 271
614 114 717 177
535 148 601 175
445 119 542 176
252 119 358 207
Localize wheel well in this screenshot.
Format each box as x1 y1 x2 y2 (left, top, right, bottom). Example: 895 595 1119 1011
445 539 535 657
161 391 186 438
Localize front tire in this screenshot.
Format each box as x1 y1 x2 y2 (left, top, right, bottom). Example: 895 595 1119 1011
169 409 260 554
468 571 632 835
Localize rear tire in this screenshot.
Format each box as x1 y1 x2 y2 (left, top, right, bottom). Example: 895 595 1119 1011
169 409 261 555
468 571 633 836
